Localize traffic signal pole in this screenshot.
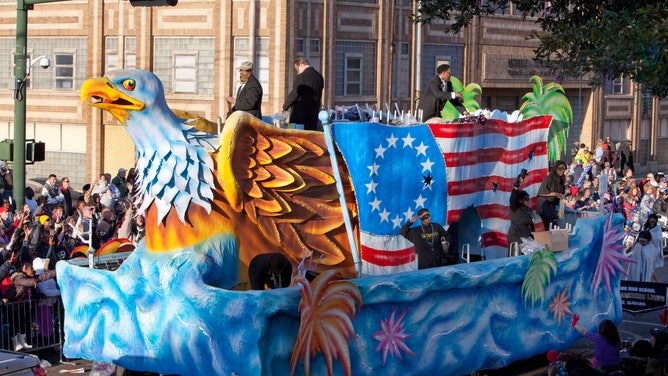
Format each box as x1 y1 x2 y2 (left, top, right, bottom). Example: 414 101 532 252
13 0 70 209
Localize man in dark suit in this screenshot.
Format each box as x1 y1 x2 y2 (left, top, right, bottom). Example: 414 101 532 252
417 64 464 121
226 61 263 119
282 57 324 131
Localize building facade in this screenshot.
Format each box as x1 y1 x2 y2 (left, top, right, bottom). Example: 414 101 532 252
0 0 664 189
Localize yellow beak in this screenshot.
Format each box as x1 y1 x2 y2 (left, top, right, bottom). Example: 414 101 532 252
80 77 145 124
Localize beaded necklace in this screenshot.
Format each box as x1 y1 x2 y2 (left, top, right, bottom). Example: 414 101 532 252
422 223 435 247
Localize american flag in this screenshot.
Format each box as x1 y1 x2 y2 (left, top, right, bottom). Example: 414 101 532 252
332 116 552 275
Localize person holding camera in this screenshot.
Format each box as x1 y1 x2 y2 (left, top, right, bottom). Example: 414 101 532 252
400 208 452 270
508 170 535 255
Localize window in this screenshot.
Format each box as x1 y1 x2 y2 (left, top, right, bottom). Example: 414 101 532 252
660 118 668 138
54 52 74 90
106 37 136 72
257 37 269 96
297 39 304 54
604 76 627 95
125 37 137 68
335 41 376 97
392 42 410 99
310 39 320 54
173 53 197 94
640 118 650 139
344 54 362 96
603 119 630 142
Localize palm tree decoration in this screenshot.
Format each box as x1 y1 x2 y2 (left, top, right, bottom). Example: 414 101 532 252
521 248 557 308
291 270 362 376
519 76 573 162
440 76 482 121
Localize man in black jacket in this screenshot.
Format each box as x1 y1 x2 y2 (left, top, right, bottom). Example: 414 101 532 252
417 64 465 121
226 61 263 119
282 57 324 131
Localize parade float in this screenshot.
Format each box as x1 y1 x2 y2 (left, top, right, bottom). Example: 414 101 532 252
56 69 630 375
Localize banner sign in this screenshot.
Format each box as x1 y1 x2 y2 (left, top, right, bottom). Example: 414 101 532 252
620 280 668 313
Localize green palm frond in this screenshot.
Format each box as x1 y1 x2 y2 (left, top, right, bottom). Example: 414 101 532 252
519 75 573 162
521 249 558 308
440 76 482 120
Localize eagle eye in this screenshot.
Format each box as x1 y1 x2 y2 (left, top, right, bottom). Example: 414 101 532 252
122 79 136 91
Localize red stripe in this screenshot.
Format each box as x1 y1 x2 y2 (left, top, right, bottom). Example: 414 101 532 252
429 115 552 139
447 171 545 196
482 231 509 248
447 203 511 224
361 245 416 266
442 143 548 167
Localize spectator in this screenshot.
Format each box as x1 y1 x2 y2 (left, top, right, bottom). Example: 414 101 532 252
54 215 81 261
653 187 668 219
59 177 74 217
4 261 56 351
0 161 13 203
618 140 634 174
601 161 617 186
0 206 14 239
111 168 128 199
572 316 621 374
24 187 37 215
96 207 117 245
626 230 661 282
41 174 64 211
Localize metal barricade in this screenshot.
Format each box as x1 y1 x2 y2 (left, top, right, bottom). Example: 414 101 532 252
0 296 64 360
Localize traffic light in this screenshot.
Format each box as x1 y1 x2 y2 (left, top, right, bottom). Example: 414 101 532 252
26 141 45 162
129 0 177 6
0 140 13 161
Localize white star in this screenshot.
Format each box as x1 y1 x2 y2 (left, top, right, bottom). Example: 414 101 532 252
402 133 415 149
415 142 428 157
379 209 390 223
370 197 382 212
421 158 435 173
414 195 427 209
368 162 380 176
365 179 378 194
374 144 387 159
403 207 415 221
392 214 403 229
386 133 399 148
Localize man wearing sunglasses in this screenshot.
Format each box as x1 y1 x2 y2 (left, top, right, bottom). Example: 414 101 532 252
400 208 452 270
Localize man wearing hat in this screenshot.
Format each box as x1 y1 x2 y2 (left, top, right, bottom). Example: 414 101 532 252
111 168 129 199
226 61 263 119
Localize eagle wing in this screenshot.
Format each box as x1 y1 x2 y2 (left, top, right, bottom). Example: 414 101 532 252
216 112 358 266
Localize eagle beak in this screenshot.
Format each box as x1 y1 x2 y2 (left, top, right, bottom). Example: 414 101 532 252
80 77 145 125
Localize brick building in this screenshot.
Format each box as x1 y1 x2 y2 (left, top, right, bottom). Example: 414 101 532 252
0 0 664 189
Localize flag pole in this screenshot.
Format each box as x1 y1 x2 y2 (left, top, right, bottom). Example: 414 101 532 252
320 111 361 277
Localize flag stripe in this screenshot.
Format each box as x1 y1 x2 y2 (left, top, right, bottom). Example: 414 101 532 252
442 143 548 167
429 116 551 260
430 116 552 138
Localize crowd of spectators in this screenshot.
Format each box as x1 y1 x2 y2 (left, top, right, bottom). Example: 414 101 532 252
0 166 145 352
566 138 668 284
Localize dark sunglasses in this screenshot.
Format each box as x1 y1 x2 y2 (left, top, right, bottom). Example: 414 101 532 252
421 214 431 219
557 167 566 171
